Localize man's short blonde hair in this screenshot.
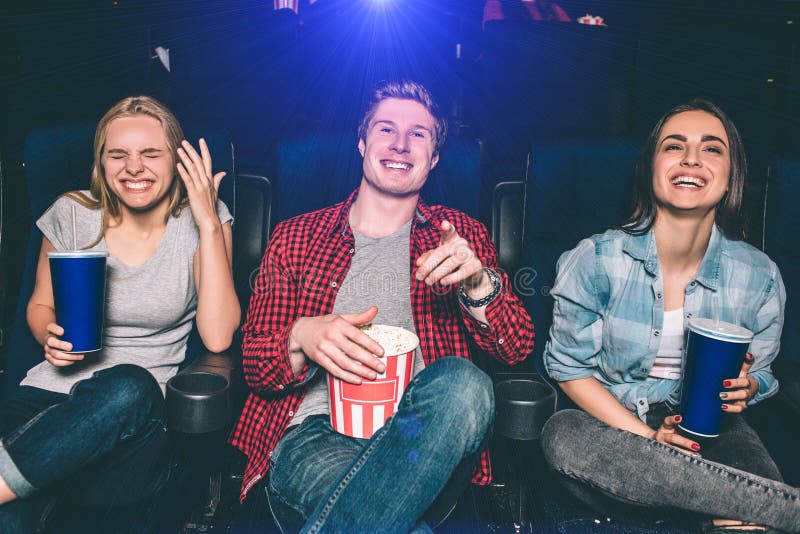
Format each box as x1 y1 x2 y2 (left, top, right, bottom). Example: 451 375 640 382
357 80 448 156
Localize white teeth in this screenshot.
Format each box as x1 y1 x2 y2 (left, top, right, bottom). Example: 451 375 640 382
384 161 410 170
671 176 705 187
125 181 151 190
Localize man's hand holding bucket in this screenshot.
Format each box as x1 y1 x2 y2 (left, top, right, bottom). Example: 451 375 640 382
288 306 385 384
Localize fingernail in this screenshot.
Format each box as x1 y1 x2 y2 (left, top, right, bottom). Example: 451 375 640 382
745 352 755 362
691 443 701 451
723 380 732 387
674 415 682 423
719 392 728 400
721 404 729 410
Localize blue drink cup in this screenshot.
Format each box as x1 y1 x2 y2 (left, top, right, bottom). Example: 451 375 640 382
48 251 108 353
678 318 753 438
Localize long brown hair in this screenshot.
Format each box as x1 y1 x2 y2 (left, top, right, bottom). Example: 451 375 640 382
66 96 188 245
622 99 747 240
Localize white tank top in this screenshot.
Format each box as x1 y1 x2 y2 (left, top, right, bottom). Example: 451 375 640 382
648 308 685 381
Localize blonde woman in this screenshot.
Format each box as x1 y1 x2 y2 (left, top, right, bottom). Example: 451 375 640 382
0 96 239 530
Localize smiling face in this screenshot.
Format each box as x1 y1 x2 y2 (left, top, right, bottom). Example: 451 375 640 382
358 97 439 198
652 110 731 217
101 115 175 215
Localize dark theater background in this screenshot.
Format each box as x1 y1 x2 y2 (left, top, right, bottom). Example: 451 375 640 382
0 0 799 531
3 0 799 347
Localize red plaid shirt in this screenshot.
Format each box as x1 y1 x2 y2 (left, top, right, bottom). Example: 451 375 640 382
229 190 534 502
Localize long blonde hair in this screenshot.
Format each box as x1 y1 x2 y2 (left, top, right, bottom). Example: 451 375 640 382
66 96 188 244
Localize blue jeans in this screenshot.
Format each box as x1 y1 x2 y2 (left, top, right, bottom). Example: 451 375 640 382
267 357 494 534
0 364 173 533
541 406 800 532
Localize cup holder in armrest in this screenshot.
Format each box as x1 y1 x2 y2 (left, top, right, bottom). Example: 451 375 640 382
166 371 231 434
494 377 556 441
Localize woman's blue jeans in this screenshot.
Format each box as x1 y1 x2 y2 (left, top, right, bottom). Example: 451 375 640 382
0 364 172 533
266 357 495 534
541 405 800 532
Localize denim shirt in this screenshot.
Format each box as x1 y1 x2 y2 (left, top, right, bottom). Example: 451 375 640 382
544 225 785 419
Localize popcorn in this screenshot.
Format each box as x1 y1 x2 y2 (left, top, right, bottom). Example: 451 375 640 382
359 324 419 357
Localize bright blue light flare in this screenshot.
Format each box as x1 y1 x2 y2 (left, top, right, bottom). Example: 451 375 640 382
362 0 397 15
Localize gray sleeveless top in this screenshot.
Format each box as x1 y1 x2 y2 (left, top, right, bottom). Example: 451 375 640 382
21 192 232 395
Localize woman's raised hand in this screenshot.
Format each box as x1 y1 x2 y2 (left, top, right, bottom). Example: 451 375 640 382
176 138 226 232
651 414 701 455
720 352 758 413
43 322 84 367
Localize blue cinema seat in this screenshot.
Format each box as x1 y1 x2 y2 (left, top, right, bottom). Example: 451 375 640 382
2 123 238 532
520 140 641 373
765 158 800 367
275 133 361 222
3 124 95 399
275 133 483 223
759 157 800 485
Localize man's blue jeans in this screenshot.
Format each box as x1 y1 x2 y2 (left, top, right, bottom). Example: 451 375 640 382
0 364 172 533
267 357 495 534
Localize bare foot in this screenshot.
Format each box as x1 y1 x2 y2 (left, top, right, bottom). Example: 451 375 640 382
711 519 766 531
0 474 18 505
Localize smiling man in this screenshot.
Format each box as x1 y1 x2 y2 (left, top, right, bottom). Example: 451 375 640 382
230 80 534 532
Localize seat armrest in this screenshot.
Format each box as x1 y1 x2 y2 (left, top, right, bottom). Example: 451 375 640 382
180 350 238 379
233 172 273 318
494 373 556 441
491 181 525 274
166 348 241 434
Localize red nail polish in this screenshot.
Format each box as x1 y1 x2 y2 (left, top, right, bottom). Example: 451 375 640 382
674 415 682 423
691 443 701 451
721 404 729 410
723 380 732 387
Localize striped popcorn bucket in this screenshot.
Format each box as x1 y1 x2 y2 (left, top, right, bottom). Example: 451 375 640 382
328 325 418 439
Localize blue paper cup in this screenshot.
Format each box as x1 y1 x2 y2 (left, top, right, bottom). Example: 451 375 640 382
48 251 108 353
678 318 753 438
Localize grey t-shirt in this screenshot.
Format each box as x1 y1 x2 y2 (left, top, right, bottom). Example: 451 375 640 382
21 192 232 395
291 220 425 427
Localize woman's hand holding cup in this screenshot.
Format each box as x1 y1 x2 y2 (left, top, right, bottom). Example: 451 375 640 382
651 414 702 455
44 322 85 367
720 352 758 413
